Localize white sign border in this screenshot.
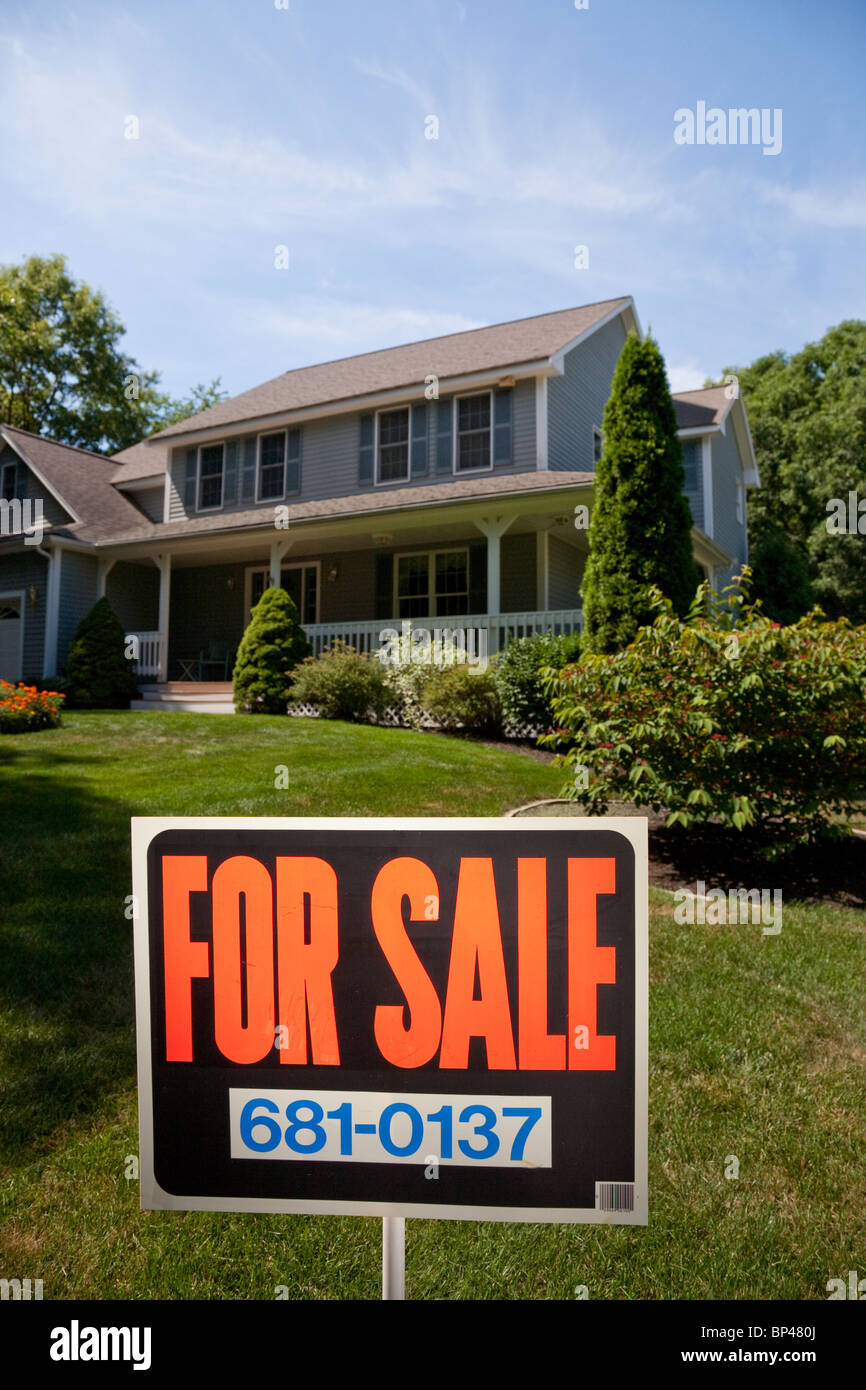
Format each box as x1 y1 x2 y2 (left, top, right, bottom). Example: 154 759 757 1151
131 815 648 1225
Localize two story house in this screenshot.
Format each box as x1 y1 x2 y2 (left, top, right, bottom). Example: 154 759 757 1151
0 296 759 709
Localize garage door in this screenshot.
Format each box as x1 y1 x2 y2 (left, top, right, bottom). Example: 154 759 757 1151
0 596 23 683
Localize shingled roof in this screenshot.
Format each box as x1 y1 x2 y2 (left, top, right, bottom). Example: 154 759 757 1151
673 386 732 430
151 297 634 441
112 438 170 484
0 424 152 542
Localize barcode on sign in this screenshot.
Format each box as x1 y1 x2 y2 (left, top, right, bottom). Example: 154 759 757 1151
595 1181 635 1212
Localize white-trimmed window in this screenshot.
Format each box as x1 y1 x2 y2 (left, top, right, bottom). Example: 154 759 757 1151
198 443 224 510
258 431 286 500
395 548 469 619
593 426 604 465
455 392 492 472
376 408 410 484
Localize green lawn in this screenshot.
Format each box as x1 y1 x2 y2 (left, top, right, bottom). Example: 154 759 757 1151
1 711 864 1300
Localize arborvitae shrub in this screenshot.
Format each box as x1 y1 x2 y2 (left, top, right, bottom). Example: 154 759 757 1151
64 597 140 708
581 332 699 653
233 587 311 713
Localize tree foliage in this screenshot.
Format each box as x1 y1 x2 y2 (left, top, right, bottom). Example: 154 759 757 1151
714 321 866 623
0 254 226 452
581 332 699 653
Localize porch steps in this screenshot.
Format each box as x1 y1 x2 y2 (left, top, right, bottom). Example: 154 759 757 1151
131 682 235 714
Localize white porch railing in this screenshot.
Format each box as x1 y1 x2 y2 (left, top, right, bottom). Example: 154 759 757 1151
303 609 584 659
127 630 164 679
125 610 583 680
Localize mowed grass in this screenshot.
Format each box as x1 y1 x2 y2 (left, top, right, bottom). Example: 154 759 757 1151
0 711 864 1300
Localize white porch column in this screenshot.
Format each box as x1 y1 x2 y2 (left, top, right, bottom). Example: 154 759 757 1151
536 529 550 611
154 553 172 682
41 543 62 679
269 538 293 589
97 557 116 599
475 515 514 618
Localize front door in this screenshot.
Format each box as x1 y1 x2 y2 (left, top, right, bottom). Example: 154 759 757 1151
248 565 319 626
0 594 24 682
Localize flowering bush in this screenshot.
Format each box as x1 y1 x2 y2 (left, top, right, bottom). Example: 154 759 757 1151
0 681 65 733
542 577 866 844
380 623 484 731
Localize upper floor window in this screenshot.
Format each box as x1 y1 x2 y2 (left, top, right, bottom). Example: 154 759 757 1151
377 409 410 484
455 392 492 472
198 443 224 510
0 459 26 502
258 431 286 500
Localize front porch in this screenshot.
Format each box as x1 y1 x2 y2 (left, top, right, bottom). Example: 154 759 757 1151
128 605 584 686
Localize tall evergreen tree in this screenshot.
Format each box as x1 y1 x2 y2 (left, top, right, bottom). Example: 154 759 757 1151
581 333 699 653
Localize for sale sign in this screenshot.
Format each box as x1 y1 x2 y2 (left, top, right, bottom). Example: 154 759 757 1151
131 817 648 1223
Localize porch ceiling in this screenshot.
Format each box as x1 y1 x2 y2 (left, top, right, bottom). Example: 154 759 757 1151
97 478 596 565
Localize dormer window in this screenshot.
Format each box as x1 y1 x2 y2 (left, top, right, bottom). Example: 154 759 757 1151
455 392 492 472
198 444 224 510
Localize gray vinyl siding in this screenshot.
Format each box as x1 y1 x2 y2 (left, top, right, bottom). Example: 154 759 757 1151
501 532 536 611
711 424 748 581
105 562 160 633
166 380 537 522
547 314 628 472
56 551 98 670
128 486 164 523
319 549 377 623
0 549 47 679
681 438 705 531
548 535 584 609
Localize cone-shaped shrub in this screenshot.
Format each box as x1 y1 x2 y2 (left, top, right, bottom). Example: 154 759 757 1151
233 586 311 713
64 597 140 708
581 332 699 653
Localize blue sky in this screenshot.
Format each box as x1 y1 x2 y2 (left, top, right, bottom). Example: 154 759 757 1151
2 0 864 404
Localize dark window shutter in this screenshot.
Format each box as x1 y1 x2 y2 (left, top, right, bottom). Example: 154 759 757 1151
359 415 374 486
374 552 394 620
411 402 428 478
493 388 513 465
436 395 453 474
469 541 487 613
241 437 257 502
14 463 27 501
223 439 239 505
184 448 197 510
286 427 302 493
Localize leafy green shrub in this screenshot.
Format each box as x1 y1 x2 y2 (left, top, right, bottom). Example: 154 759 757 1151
421 664 502 736
288 641 390 722
542 577 866 846
493 631 583 732
233 587 311 714
64 597 140 708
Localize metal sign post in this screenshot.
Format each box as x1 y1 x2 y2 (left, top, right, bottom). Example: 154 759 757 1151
382 1216 405 1300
